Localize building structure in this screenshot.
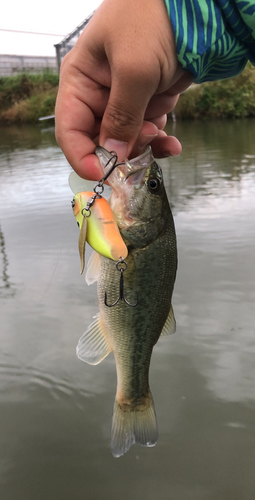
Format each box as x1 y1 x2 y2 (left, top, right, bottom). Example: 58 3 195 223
0 54 57 77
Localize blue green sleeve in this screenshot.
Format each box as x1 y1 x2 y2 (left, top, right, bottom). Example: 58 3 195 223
164 0 255 83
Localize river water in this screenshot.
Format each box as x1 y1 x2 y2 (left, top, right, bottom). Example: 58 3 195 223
0 120 255 500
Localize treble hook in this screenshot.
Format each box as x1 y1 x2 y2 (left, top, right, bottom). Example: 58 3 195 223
104 259 138 308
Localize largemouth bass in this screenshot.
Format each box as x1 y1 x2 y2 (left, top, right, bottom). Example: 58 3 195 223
75 146 177 457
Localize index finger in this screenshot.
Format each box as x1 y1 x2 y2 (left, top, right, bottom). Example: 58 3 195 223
55 67 105 180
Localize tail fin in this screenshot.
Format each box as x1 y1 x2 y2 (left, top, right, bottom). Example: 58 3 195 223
111 394 158 458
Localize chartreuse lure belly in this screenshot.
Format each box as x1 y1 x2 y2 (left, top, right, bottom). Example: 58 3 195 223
72 191 128 274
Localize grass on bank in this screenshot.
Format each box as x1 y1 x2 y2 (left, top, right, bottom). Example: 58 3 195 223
175 63 255 119
0 72 59 123
0 63 254 123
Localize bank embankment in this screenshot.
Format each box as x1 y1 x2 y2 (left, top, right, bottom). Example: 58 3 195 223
0 64 254 124
0 72 58 124
175 63 255 119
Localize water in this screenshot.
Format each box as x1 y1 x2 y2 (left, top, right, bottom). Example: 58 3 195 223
0 120 255 499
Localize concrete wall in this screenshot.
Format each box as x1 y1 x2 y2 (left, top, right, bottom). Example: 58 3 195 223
0 55 57 77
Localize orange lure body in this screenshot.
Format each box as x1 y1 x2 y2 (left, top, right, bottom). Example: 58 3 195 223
72 192 128 264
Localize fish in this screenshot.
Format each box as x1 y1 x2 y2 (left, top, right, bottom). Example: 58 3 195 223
74 146 177 458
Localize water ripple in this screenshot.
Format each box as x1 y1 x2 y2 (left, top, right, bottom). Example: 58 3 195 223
0 361 91 403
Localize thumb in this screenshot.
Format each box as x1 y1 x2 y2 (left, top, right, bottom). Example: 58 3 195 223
99 67 158 160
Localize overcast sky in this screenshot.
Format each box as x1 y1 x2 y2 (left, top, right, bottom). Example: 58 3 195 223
0 0 103 56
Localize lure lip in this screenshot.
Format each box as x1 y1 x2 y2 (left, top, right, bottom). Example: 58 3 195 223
69 171 95 195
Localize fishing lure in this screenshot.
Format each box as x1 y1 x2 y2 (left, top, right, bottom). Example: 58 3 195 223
104 258 138 308
72 191 128 273
69 151 128 274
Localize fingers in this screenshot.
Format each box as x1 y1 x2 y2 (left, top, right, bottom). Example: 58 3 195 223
150 132 182 158
55 0 188 179
96 0 180 160
98 71 189 161
144 93 180 120
55 58 105 180
131 127 181 159
99 63 160 160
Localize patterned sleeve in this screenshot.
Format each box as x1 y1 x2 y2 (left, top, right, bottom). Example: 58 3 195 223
163 0 255 83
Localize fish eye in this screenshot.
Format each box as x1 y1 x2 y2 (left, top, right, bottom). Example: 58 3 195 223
148 177 161 193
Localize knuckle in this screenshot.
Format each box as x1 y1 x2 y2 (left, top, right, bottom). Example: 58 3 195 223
115 59 156 88
106 102 140 131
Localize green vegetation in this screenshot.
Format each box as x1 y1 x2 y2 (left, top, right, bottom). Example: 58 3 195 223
0 72 59 124
175 63 255 119
0 64 254 123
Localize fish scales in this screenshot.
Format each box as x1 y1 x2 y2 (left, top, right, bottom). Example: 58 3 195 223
98 211 176 456
98 222 176 402
75 146 177 457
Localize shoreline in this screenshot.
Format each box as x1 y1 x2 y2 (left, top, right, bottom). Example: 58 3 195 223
0 64 254 124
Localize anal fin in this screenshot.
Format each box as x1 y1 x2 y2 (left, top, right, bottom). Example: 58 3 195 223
76 313 112 365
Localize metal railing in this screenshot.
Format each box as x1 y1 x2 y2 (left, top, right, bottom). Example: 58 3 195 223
54 11 95 72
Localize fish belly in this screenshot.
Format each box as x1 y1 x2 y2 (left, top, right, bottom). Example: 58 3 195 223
98 222 177 457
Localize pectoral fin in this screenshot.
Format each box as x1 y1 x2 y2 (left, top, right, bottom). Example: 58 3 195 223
160 305 176 337
76 313 112 365
85 250 101 285
78 216 87 274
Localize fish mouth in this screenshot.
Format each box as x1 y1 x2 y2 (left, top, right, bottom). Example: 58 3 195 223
125 146 154 168
95 145 154 185
124 166 147 185
96 145 155 228
123 147 154 182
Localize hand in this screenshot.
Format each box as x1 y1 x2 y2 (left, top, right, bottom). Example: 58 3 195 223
55 0 193 180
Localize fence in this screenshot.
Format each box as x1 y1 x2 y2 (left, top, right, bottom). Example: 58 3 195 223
0 54 58 77
0 11 95 77
54 11 95 72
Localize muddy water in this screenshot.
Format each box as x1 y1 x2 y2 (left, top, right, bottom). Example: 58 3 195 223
0 120 255 500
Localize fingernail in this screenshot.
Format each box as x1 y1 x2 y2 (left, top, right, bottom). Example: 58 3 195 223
138 134 158 150
104 139 128 161
163 152 180 157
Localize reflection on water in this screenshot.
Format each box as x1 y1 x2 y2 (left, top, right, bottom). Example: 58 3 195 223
0 222 14 297
164 120 255 406
0 120 255 500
